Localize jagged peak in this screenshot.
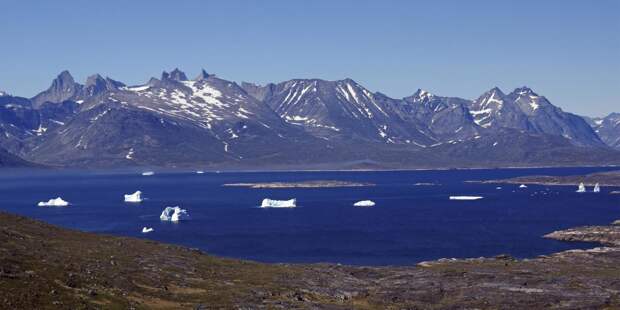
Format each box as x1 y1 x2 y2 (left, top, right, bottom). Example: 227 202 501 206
53 70 76 86
194 69 210 81
169 68 188 81
85 74 105 86
160 71 170 81
512 86 539 97
413 88 434 99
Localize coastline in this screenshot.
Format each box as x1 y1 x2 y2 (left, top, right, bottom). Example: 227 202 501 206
2 211 620 308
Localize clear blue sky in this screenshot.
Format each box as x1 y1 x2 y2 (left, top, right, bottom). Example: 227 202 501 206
1 0 618 116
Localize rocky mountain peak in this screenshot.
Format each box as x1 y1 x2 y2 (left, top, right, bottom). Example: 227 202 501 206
31 70 83 107
410 89 434 101
512 86 538 97
169 68 188 81
195 69 210 81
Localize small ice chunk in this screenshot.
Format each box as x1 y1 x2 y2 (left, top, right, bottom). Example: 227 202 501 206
353 200 375 207
496 187 502 190
519 184 528 188
160 206 190 222
260 198 296 208
142 227 154 233
142 171 155 176
124 191 143 203
449 196 483 200
196 170 205 174
37 197 70 207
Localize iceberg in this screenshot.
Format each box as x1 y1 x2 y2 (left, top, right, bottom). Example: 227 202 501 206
496 186 502 190
196 170 205 174
519 184 528 188
449 196 484 201
37 197 69 207
353 200 375 207
593 183 601 193
142 171 155 176
142 227 154 233
576 182 586 193
124 190 143 203
260 198 296 208
160 206 190 222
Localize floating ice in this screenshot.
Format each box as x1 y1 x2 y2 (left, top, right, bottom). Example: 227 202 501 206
124 191 143 203
260 198 296 208
496 186 502 190
196 170 205 174
37 197 69 207
593 183 601 193
450 196 484 201
576 182 586 193
142 227 154 233
142 171 155 176
160 206 190 222
519 184 528 188
353 200 375 207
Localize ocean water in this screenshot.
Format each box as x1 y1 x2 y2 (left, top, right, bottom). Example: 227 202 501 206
0 167 619 266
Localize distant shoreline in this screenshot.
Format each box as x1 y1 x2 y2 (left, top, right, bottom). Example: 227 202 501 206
223 180 375 189
472 169 620 187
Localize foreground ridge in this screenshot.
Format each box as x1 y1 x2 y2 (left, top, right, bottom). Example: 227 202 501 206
1 211 620 309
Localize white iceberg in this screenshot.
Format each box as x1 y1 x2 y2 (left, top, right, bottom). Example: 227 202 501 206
142 227 154 233
260 198 296 208
496 187 502 190
576 182 586 193
124 190 143 203
142 171 155 176
37 197 70 207
593 183 601 193
519 184 528 188
196 170 205 174
353 200 375 207
449 196 484 201
160 206 190 222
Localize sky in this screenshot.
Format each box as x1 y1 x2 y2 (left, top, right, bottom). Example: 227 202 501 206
0 0 618 116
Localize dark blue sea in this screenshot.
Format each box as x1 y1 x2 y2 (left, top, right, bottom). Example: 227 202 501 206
1 167 619 266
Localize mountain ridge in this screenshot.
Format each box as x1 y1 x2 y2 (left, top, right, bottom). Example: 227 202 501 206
0 68 617 168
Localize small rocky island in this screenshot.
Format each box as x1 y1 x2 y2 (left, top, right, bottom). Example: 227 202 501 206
223 180 375 188
478 170 620 187
3 211 620 308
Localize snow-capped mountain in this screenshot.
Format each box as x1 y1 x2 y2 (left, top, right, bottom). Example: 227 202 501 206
468 87 603 147
242 78 433 146
0 69 617 168
587 113 620 150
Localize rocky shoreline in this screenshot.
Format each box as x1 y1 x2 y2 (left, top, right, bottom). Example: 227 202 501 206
2 212 620 309
476 170 620 187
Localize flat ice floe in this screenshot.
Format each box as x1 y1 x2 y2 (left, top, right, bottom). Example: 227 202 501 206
37 197 70 207
160 206 190 222
196 170 205 174
353 200 376 207
260 198 296 208
124 190 143 203
142 171 155 176
449 196 483 201
142 227 154 233
519 184 528 188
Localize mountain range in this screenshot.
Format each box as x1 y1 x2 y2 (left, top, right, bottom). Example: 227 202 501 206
0 69 618 169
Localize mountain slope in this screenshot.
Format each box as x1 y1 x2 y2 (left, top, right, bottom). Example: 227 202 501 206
468 87 603 147
0 70 617 168
588 113 620 150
